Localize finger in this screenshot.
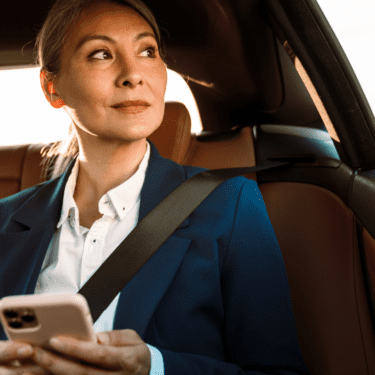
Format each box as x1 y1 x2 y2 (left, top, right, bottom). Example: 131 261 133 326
47 337 125 370
0 363 51 375
0 341 33 363
10 357 48 368
32 347 117 375
96 332 109 345
14 364 51 375
49 335 150 372
96 329 143 347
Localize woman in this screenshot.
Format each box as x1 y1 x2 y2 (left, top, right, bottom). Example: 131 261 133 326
0 0 310 374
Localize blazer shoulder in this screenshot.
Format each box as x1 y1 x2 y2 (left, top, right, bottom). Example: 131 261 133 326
181 164 207 178
182 164 256 191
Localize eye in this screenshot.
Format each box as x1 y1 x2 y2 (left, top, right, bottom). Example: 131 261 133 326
89 50 112 60
139 46 157 58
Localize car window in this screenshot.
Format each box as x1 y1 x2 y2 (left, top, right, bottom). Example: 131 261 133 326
0 67 202 146
316 0 375 115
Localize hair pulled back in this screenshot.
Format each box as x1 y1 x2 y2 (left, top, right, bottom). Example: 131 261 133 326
36 0 165 180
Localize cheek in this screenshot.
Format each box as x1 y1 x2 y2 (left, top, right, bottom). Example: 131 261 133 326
161 69 168 96
150 65 168 99
60 70 111 108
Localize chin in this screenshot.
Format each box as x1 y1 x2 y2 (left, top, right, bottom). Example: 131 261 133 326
109 117 162 137
96 127 157 144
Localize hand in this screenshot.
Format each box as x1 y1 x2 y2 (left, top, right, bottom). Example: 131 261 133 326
31 329 151 375
0 340 50 374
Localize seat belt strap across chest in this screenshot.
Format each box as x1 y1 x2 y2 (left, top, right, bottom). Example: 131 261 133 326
78 159 291 322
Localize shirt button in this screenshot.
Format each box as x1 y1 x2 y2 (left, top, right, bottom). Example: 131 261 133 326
123 207 125 211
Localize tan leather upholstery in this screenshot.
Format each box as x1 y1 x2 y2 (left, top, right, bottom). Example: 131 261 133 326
0 143 42 200
260 182 375 375
148 101 192 164
184 127 257 180
0 101 193 199
1 101 375 375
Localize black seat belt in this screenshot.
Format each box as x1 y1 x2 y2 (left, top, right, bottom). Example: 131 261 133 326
78 159 291 322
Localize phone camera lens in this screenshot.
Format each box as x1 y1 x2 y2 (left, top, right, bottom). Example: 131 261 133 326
9 318 23 329
21 311 35 322
4 310 18 318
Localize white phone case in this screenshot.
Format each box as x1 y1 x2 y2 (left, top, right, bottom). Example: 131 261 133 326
0 294 95 350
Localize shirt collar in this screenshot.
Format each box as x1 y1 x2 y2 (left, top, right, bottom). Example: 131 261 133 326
102 142 150 220
57 141 151 231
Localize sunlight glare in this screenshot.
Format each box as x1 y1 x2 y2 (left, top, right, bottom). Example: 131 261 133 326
317 0 375 114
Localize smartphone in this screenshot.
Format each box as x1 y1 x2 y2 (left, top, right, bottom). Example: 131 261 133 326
0 293 95 350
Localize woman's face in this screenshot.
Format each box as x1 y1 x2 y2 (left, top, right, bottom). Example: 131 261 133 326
51 1 167 144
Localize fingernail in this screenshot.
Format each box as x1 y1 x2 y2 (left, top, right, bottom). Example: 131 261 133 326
49 337 63 348
17 346 32 356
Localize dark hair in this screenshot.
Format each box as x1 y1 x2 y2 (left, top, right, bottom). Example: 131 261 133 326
35 0 165 180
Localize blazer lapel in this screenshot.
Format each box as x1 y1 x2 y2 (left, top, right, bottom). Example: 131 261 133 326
0 159 75 298
113 142 191 338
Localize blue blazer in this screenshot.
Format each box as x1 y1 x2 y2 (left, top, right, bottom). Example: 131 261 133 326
0 142 310 374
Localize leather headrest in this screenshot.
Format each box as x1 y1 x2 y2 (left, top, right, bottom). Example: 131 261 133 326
148 101 192 164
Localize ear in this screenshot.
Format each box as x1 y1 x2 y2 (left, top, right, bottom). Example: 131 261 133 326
40 70 53 101
40 70 65 109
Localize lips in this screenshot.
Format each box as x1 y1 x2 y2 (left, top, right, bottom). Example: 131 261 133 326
111 100 151 108
111 100 151 114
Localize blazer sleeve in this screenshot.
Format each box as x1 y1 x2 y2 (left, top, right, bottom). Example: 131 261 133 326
158 179 311 374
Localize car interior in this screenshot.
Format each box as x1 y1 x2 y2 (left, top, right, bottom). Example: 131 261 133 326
2 0 375 374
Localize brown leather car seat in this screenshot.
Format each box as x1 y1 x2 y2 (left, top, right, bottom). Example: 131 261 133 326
1 103 375 374
184 127 258 181
181 110 375 374
260 182 375 374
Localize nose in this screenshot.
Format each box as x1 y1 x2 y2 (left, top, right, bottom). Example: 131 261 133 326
115 55 143 88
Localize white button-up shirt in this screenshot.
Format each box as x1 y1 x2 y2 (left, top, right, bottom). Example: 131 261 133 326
34 142 163 374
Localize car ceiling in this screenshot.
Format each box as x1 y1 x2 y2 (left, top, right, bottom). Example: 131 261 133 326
0 0 320 132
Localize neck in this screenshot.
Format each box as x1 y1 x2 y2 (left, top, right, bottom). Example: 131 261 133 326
73 136 148 206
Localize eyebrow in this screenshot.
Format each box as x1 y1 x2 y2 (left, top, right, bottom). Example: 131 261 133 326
74 32 156 52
